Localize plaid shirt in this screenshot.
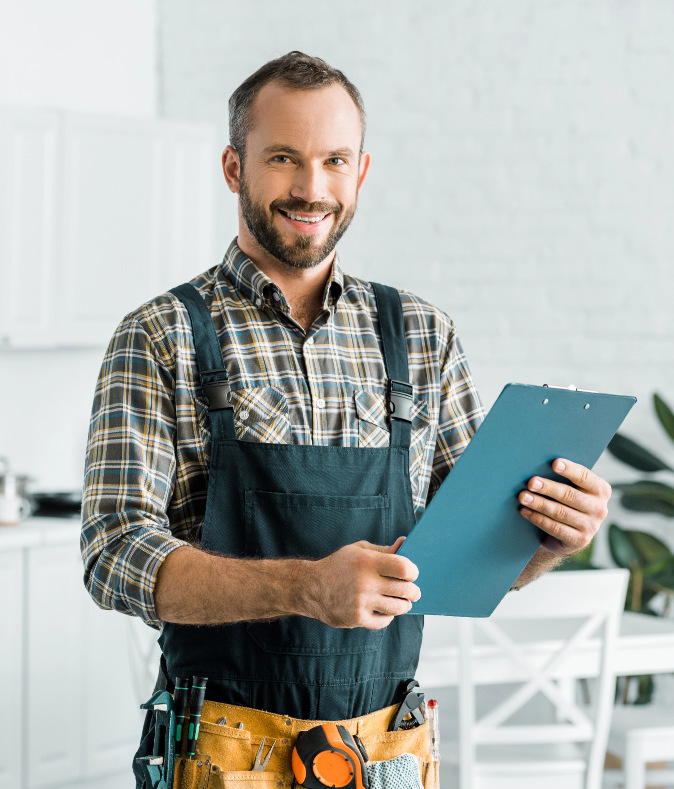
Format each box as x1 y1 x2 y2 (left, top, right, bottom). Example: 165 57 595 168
81 240 484 627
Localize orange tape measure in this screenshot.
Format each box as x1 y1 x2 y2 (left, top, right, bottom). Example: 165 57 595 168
291 723 369 789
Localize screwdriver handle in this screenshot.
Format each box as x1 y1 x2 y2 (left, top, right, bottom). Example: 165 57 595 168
186 676 208 758
173 677 190 748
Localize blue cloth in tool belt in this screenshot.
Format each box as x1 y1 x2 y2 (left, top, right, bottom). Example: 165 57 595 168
157 281 423 721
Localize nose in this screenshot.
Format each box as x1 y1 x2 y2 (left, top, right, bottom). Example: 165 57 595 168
290 161 328 204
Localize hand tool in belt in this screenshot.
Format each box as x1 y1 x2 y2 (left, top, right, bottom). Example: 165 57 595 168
390 679 425 731
135 689 176 789
173 676 190 749
186 676 208 758
252 736 276 771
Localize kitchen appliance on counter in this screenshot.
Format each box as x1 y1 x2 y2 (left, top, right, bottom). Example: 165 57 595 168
0 456 32 525
31 491 82 517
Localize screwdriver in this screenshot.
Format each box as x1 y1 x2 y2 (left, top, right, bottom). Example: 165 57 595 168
173 677 190 750
186 677 208 758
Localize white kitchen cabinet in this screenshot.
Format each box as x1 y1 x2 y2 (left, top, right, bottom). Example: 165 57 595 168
0 108 217 349
26 542 85 788
1 518 146 787
0 549 24 789
0 109 60 348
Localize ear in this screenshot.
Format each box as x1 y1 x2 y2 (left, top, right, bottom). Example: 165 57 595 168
357 151 371 195
222 145 241 194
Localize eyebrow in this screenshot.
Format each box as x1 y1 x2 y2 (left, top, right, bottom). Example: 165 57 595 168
262 145 357 158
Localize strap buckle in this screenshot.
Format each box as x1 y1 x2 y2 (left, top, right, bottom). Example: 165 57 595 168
201 370 233 411
386 379 413 423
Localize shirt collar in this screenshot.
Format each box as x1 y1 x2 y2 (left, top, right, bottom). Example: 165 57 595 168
220 238 344 311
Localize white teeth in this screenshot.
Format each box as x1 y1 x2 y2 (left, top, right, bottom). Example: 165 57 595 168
284 211 326 223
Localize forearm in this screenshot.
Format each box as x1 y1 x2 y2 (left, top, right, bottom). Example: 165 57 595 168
154 544 311 624
511 544 564 590
154 539 421 629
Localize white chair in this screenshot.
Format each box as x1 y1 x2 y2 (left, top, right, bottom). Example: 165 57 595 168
453 568 629 789
603 702 674 788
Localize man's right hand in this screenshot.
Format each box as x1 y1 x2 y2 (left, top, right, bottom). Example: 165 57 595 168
301 537 421 630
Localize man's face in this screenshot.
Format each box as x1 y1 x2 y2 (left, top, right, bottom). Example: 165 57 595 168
232 82 369 270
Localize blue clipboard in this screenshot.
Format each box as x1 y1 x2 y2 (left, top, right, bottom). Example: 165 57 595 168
397 383 636 618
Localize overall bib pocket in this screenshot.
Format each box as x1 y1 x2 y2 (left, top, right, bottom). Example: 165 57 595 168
244 490 390 655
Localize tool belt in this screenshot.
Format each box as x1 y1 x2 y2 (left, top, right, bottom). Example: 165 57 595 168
173 700 439 789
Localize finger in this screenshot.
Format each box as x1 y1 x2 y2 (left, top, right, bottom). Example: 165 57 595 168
519 490 588 529
550 458 609 497
363 613 395 631
386 536 406 554
520 478 596 519
519 506 592 555
372 594 413 618
376 551 419 582
380 578 421 602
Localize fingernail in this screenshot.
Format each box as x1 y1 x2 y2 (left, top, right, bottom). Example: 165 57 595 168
555 460 566 472
530 479 543 491
522 492 534 504
521 507 532 517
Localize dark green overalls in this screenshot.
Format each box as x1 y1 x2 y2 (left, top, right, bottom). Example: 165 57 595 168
134 280 424 784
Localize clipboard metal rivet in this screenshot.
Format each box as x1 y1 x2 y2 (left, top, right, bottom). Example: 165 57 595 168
542 399 549 405
584 403 591 409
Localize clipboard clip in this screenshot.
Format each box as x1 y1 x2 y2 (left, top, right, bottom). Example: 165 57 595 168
542 384 598 393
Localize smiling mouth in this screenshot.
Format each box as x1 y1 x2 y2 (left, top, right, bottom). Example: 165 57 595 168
277 209 331 224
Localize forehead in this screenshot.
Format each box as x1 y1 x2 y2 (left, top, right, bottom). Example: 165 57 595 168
246 81 363 153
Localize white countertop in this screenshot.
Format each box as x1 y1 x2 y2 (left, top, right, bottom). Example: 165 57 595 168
0 515 81 551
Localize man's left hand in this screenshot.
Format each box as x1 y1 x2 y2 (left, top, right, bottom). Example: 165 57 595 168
518 458 611 556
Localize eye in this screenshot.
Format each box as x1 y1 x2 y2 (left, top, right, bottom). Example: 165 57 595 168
271 155 292 164
326 157 346 166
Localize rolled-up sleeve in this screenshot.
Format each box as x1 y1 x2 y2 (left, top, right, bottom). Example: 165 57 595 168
81 314 190 627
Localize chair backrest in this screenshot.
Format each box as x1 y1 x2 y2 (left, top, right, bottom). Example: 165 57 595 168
457 568 629 789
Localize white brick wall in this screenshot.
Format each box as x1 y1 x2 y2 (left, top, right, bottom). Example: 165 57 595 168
160 0 674 553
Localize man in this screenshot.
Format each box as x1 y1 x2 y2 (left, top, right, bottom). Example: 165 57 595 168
81 52 611 789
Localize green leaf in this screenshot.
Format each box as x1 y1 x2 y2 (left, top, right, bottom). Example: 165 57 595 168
625 529 672 564
608 524 672 570
607 434 672 472
616 481 674 518
654 393 674 445
641 553 674 579
608 523 641 569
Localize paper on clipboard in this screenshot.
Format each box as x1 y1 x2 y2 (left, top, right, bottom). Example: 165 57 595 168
397 383 636 618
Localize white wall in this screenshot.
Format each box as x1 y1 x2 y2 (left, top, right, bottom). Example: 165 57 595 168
0 0 157 491
158 0 674 558
0 0 157 116
2 1 674 553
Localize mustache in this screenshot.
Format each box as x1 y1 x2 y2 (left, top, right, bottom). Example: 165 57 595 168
271 197 341 215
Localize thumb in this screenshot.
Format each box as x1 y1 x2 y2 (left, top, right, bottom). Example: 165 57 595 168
355 536 407 554
386 535 406 554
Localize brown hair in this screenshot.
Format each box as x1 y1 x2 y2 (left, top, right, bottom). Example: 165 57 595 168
228 51 366 160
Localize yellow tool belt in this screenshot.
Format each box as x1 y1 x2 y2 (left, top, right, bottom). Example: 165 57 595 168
174 700 439 789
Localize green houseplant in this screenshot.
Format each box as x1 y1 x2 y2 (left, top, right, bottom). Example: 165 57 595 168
559 393 674 702
605 393 674 703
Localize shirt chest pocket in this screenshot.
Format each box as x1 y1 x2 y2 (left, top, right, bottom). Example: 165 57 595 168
230 387 291 444
354 390 431 453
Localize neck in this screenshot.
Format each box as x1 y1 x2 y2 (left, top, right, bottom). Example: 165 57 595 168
236 234 334 333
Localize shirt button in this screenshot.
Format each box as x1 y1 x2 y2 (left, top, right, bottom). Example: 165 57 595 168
255 298 263 307
240 410 249 421
316 398 326 409
273 292 281 302
306 336 314 345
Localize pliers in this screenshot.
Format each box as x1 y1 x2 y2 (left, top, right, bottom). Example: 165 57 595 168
252 737 276 771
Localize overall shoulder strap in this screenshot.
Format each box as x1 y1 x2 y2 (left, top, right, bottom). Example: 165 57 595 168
370 282 413 450
169 283 236 441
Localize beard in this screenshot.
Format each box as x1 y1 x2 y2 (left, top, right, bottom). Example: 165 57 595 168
238 175 357 270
